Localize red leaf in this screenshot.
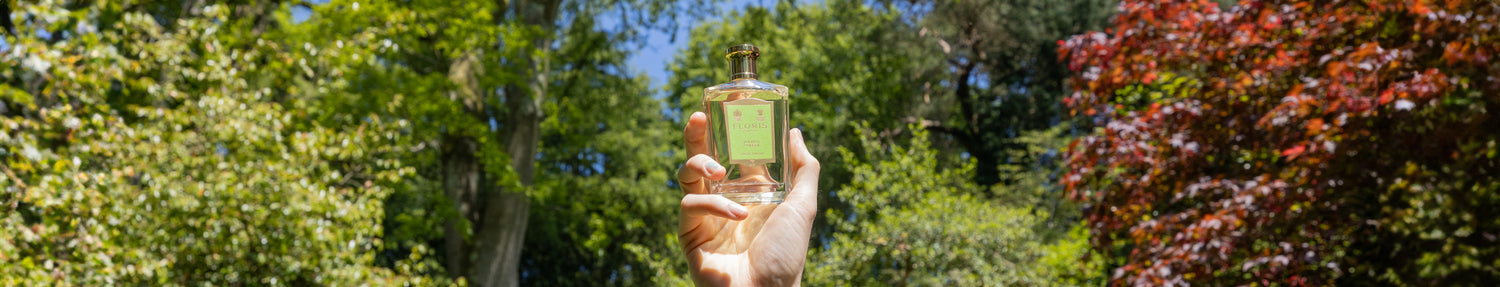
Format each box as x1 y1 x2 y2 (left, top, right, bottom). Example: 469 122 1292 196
1282 145 1306 158
1305 118 1324 134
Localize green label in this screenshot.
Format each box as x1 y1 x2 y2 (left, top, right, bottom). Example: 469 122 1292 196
722 98 775 164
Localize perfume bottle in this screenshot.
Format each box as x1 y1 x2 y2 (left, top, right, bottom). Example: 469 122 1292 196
702 44 790 204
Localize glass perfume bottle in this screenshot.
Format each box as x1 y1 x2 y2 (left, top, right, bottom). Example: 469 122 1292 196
702 44 790 204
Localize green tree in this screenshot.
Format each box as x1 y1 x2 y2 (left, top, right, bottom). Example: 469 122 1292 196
278 1 712 285
459 0 717 283
286 2 647 284
0 1 433 284
890 0 1114 187
479 1 714 284
1 0 703 285
517 13 691 285
272 1 519 282
807 124 1102 285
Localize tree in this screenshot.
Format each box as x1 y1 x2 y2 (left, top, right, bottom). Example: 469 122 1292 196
280 1 712 285
276 1 519 283
1 0 708 285
471 0 716 284
1060 0 1500 284
890 0 1115 187
516 13 691 285
0 1 433 284
279 1 540 284
806 124 1103 286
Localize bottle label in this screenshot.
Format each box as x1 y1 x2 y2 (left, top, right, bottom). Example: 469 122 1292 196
722 98 776 165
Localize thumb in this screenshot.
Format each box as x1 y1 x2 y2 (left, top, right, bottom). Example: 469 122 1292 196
783 128 819 222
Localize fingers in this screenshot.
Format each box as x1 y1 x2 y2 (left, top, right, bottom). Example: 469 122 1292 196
677 154 727 194
679 193 746 251
745 129 819 282
684 112 710 156
784 128 820 222
678 193 749 255
680 194 749 221
788 128 820 188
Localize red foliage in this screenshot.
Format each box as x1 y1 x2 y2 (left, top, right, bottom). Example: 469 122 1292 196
1060 0 1499 284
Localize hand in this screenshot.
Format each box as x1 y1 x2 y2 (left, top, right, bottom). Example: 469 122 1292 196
677 111 820 287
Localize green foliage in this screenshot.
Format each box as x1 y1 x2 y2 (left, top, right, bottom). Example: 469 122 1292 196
1039 226 1106 286
520 23 690 283
274 2 524 280
806 125 1102 286
525 175 689 285
887 0 1116 187
0 1 439 284
994 125 1082 230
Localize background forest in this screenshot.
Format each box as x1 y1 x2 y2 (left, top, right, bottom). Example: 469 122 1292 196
1 0 1496 286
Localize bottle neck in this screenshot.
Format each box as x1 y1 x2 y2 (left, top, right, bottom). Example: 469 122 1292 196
729 55 757 80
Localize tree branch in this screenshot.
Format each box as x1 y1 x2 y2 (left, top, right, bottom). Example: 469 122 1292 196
907 116 975 149
954 59 978 136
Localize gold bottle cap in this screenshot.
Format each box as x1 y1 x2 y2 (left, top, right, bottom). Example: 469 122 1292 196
726 44 759 80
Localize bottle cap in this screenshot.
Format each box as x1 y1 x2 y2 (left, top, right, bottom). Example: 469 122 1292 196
726 44 759 79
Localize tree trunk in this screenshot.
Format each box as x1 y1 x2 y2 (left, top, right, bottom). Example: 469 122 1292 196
949 58 1002 186
472 187 531 286
442 137 485 277
471 1 557 285
471 81 543 287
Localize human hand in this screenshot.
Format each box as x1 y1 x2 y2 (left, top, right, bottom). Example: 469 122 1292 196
677 111 819 287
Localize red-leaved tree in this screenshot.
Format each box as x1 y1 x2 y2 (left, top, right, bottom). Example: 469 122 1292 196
1060 0 1499 285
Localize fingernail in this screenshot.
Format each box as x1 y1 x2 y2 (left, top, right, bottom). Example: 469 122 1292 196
706 162 724 175
729 203 748 218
